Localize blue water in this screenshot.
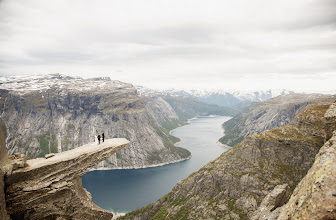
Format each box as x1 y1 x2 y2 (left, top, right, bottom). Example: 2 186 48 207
82 116 231 213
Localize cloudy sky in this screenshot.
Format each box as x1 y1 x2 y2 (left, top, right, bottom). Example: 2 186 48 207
0 0 335 91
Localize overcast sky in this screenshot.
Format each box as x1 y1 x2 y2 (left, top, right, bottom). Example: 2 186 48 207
0 0 335 91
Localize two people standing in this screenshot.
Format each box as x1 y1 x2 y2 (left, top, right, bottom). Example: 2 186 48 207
94 132 105 145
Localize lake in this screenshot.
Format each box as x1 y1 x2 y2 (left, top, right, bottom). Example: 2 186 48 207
82 115 231 214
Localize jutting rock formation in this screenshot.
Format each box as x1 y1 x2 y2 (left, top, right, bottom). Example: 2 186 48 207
4 138 129 220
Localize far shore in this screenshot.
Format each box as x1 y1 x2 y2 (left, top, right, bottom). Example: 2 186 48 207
90 115 231 171
90 155 192 171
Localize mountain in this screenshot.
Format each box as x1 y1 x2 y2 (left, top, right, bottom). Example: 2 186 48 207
0 74 233 169
219 93 336 147
136 86 294 107
120 96 336 219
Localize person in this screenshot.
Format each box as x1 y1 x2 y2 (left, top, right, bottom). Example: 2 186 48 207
94 134 98 145
98 134 101 144
102 132 104 142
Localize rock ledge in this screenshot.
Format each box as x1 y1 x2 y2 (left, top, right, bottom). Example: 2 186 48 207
5 138 129 220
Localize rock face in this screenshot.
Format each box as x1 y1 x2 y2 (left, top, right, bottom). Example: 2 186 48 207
276 103 336 220
219 93 336 146
0 122 10 220
0 74 193 169
121 99 335 219
251 184 291 220
4 138 129 220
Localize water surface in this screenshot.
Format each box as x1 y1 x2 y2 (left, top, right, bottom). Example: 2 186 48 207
82 116 231 213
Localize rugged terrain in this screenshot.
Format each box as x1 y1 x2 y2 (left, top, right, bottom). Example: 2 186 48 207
120 98 336 219
0 74 234 169
1 131 129 219
219 93 336 146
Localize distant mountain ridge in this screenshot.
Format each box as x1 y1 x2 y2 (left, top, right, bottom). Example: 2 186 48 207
136 85 294 107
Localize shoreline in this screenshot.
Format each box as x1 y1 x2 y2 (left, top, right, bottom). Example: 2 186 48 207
112 212 126 219
90 115 231 171
216 140 232 148
169 116 197 135
90 155 192 171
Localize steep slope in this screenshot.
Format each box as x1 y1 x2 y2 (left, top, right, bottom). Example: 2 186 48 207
121 99 335 219
276 102 336 220
219 93 336 146
0 74 191 169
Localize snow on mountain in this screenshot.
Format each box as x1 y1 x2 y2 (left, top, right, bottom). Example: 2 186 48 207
135 85 295 107
0 74 132 95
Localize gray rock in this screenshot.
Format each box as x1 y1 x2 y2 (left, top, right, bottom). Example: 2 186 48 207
277 129 336 220
251 184 290 220
219 94 336 146
0 76 191 170
5 138 129 219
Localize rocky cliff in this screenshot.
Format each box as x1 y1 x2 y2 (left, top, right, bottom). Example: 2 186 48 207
0 120 10 220
0 74 234 169
121 98 336 219
219 93 336 146
2 138 129 219
0 74 190 169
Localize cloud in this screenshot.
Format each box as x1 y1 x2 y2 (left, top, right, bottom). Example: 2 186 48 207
0 0 335 91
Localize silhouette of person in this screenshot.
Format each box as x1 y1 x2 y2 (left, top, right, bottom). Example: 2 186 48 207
102 132 104 142
98 134 101 144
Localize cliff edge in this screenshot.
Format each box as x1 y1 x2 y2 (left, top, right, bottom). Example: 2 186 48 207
3 138 129 220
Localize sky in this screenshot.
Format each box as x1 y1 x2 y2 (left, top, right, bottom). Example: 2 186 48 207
0 0 335 92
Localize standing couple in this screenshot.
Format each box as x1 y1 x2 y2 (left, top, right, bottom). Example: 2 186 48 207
94 132 105 145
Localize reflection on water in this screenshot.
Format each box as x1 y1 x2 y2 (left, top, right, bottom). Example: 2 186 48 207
82 116 231 213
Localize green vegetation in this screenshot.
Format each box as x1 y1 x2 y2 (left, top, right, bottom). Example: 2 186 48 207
219 113 248 146
163 95 237 120
116 152 121 159
151 207 169 219
66 124 76 131
150 118 191 160
226 197 248 219
147 150 163 163
37 131 58 157
0 122 7 140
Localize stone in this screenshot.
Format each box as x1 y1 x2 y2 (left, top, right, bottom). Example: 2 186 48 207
277 130 336 220
236 196 258 214
251 184 290 220
5 138 129 220
0 169 10 220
